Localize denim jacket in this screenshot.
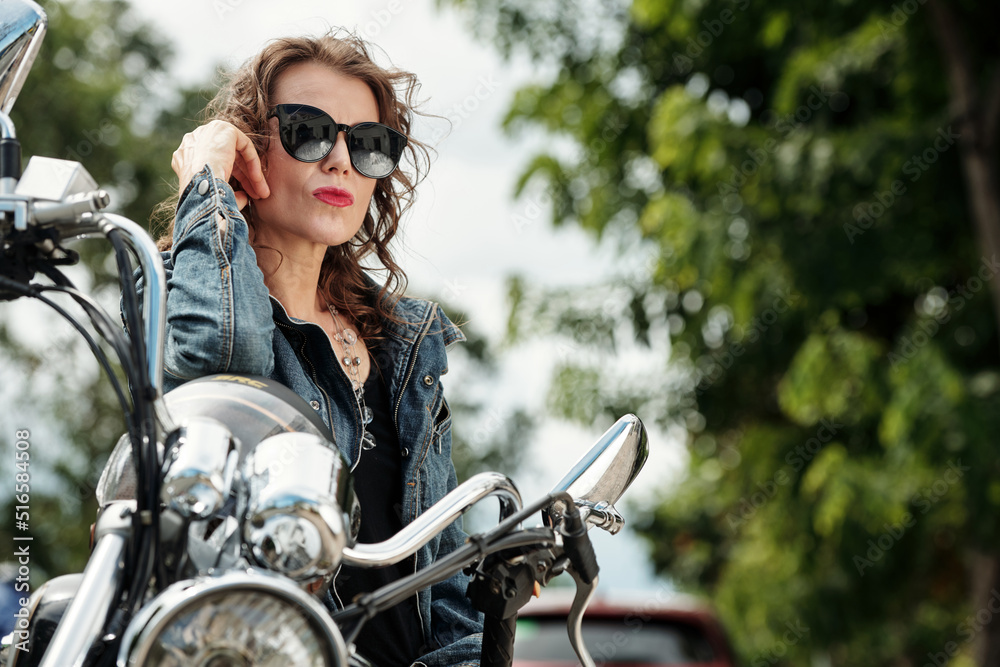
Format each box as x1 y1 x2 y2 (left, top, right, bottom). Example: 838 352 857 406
159 165 483 667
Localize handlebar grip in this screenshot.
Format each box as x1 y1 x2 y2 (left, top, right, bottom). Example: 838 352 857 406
562 507 600 585
480 613 517 667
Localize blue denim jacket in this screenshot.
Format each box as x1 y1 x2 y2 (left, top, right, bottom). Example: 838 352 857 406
160 165 483 667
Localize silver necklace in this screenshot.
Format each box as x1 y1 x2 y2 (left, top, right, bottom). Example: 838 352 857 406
328 304 375 450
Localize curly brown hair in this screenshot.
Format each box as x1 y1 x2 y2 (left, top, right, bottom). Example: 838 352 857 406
154 30 431 340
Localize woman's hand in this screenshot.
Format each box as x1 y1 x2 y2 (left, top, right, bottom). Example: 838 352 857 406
172 120 270 210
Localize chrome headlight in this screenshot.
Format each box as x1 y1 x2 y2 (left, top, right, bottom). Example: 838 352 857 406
242 433 355 580
97 418 237 518
161 417 238 518
118 571 347 667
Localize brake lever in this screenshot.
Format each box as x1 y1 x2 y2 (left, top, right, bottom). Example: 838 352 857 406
566 567 599 667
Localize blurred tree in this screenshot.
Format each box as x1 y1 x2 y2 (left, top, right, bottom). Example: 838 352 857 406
0 0 205 577
440 0 1000 664
444 313 532 482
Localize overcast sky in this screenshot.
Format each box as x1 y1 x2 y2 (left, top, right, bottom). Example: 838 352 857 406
113 0 681 593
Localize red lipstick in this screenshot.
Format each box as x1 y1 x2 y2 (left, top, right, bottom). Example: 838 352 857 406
313 187 354 207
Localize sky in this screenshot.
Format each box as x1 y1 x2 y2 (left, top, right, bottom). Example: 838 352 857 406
106 0 686 595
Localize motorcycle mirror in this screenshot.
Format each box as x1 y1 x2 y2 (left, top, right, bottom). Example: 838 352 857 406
549 414 648 534
0 0 46 114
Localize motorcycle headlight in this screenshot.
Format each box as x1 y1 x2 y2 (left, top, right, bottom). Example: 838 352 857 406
161 417 238 519
242 433 355 581
118 571 347 667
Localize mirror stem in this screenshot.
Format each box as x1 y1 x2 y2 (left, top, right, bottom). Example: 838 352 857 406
0 112 19 190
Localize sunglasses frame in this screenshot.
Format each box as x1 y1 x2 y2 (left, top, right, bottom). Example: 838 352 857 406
267 103 407 179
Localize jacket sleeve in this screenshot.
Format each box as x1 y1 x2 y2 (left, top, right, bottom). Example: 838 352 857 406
416 316 484 667
159 165 274 388
416 463 484 667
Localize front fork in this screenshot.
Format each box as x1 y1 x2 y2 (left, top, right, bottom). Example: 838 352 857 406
37 501 133 667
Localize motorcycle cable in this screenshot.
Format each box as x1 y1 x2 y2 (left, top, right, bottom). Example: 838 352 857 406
0 275 132 419
108 228 164 626
68 230 165 665
108 229 149 394
335 528 558 647
40 283 138 387
0 271 149 663
331 490 575 638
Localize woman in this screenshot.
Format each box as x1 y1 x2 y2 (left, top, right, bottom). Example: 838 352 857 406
157 32 482 667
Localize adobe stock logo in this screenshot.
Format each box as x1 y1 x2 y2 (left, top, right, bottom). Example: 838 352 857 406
696 289 799 396
853 460 968 577
717 87 849 213
426 74 502 145
878 0 930 39
889 255 1000 369
749 620 810 667
924 588 1000 667
725 418 842 532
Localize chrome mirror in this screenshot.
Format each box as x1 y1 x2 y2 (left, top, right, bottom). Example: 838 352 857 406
0 0 46 114
549 414 648 534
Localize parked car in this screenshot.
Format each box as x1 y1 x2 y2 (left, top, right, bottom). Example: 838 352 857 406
512 589 736 666
0 563 21 638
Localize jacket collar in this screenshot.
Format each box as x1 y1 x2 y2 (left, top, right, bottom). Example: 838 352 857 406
266 272 465 347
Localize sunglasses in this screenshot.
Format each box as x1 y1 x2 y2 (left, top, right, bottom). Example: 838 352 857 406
268 103 407 179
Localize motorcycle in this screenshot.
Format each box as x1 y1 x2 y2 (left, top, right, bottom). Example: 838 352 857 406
0 2 649 666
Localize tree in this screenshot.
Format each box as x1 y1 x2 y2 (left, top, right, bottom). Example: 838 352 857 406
444 306 532 483
440 0 1000 664
0 0 200 577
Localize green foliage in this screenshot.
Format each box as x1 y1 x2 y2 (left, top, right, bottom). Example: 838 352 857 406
12 0 177 227
777 328 885 426
442 0 1000 663
437 302 534 482
0 0 199 578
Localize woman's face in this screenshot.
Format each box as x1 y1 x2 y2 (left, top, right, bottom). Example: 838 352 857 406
253 62 380 252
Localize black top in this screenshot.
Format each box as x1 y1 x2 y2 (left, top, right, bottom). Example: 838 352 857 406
334 361 427 666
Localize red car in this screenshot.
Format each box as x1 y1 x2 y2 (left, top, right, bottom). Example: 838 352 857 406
512 590 736 666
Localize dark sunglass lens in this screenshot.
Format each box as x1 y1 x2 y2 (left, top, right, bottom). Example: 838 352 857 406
348 124 405 177
281 106 334 162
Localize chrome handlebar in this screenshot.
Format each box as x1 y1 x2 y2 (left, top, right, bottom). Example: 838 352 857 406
343 472 523 567
98 212 168 404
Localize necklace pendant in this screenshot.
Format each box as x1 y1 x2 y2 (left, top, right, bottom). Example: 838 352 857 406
361 430 376 450
363 405 373 425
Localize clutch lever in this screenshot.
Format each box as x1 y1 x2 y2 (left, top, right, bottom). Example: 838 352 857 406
553 497 603 667
567 567 599 667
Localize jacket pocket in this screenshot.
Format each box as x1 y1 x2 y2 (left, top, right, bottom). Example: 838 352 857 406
432 396 452 455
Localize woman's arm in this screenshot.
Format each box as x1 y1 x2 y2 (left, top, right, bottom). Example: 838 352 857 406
159 165 274 385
